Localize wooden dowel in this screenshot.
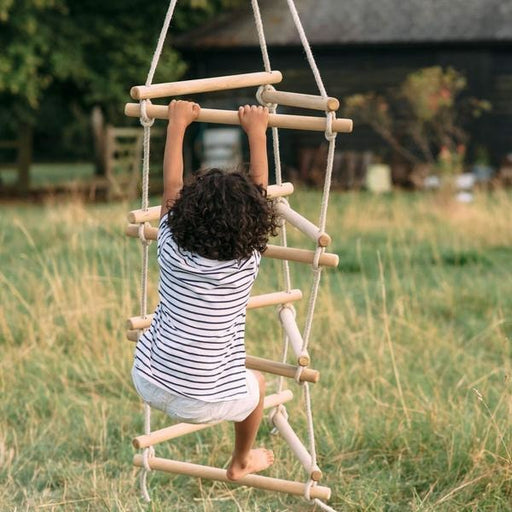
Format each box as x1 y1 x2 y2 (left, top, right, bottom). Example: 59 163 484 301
126 324 318 380
271 411 323 481
130 71 283 100
275 201 331 247
127 317 152 330
133 390 293 449
263 245 339 268
127 329 139 342
279 307 309 366
126 223 157 240
246 355 319 384
260 89 339 112
127 206 161 224
127 289 303 330
247 289 302 309
133 455 331 500
125 225 339 267
127 182 294 224
126 322 320 382
125 103 353 133
126 329 319 383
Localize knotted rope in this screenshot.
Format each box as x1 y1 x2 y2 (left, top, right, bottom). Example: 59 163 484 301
136 0 179 502
252 1 340 511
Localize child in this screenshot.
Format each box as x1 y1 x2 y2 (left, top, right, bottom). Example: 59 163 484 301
132 100 279 480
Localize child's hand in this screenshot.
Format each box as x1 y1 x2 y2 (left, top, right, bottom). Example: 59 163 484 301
238 105 269 137
168 100 200 130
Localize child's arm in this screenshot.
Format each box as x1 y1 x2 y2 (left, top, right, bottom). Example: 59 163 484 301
160 100 201 219
238 105 269 189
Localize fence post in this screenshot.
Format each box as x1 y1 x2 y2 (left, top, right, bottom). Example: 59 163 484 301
17 124 33 194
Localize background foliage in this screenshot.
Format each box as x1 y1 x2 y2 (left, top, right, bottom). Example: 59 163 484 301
0 0 241 158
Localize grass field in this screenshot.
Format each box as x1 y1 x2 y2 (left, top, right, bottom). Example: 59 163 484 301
1 188 511 511
0 163 96 188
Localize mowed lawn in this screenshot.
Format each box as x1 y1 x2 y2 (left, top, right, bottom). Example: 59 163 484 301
1 188 511 511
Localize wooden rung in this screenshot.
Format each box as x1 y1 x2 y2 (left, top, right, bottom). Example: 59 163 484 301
126 223 158 240
271 411 323 481
246 355 319 384
126 326 319 382
279 307 309 366
133 455 331 500
127 182 294 223
127 329 139 342
263 245 339 268
130 71 283 100
260 89 339 112
127 317 151 330
126 289 303 330
247 288 303 309
125 103 353 133
125 224 339 267
275 201 331 247
133 390 293 449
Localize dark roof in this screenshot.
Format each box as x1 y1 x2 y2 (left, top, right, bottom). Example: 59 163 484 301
175 0 512 47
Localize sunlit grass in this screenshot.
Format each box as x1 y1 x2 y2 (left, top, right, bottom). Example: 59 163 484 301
1 188 511 511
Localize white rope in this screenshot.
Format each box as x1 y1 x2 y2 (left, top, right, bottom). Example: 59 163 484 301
251 0 292 402
285 0 327 98
250 0 272 73
136 0 180 502
312 499 341 512
282 3 340 511
145 0 180 87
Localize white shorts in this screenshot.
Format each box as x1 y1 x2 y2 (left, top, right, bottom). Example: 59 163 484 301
131 366 260 424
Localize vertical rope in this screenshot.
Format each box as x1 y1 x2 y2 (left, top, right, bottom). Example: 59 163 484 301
251 0 292 398
136 0 180 501
250 0 272 73
282 3 340 511
145 0 180 87
285 0 327 98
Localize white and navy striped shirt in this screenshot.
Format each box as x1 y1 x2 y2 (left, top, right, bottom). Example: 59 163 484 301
133 215 261 402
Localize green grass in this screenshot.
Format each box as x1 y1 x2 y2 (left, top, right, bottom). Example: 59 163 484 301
1 188 511 511
0 163 96 187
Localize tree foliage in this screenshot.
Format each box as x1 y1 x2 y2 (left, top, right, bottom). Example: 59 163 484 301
343 67 491 173
0 0 241 126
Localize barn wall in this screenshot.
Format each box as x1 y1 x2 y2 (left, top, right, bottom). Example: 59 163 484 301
179 43 510 173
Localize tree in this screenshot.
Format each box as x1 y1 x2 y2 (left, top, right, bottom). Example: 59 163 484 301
343 67 491 177
0 0 242 170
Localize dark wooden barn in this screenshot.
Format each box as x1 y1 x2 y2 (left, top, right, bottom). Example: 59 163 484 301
174 0 512 185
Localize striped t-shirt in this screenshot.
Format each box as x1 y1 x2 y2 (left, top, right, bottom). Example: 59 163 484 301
133 215 261 403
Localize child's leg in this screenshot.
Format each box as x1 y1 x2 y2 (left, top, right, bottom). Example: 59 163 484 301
226 371 274 480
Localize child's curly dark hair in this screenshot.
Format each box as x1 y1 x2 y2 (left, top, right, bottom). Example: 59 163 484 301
167 168 279 261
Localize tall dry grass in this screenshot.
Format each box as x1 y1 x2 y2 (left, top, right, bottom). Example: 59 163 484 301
1 189 511 511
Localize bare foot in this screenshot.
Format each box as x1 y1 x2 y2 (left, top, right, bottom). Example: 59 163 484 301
226 448 275 480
